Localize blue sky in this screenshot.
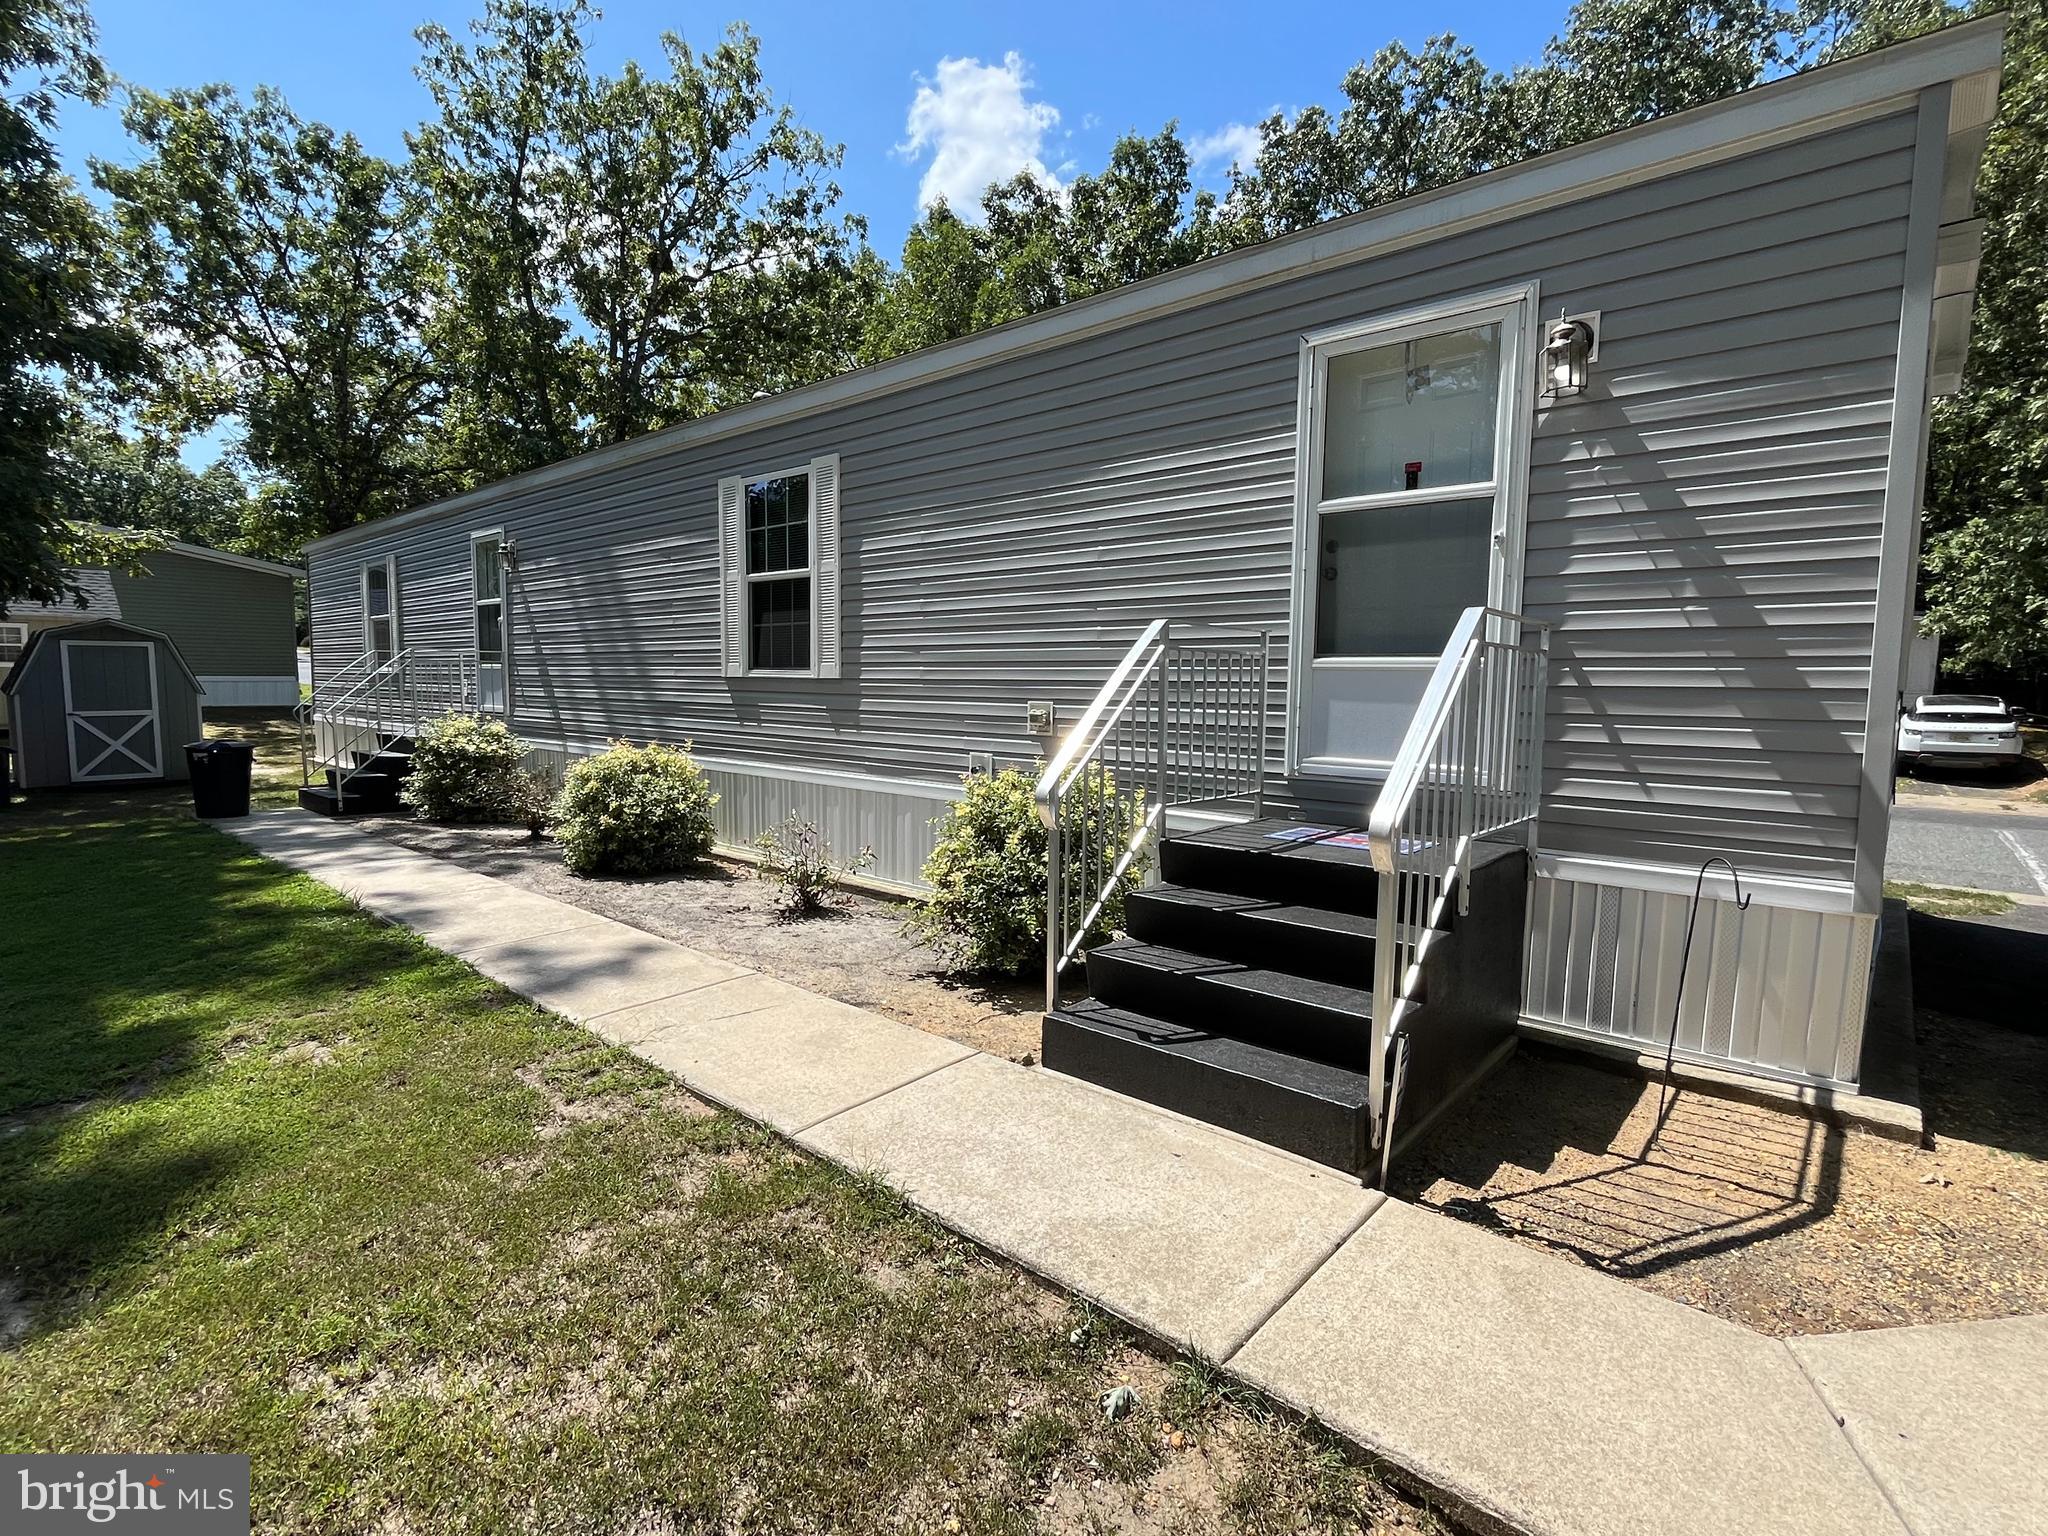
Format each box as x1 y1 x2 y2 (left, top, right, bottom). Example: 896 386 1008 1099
62 0 1564 258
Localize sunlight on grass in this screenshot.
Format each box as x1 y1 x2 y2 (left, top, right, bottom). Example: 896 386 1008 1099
0 807 1424 1535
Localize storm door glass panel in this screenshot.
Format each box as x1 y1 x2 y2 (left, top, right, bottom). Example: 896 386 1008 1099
364 564 394 662
1315 498 1494 657
745 472 812 671
1321 323 1501 499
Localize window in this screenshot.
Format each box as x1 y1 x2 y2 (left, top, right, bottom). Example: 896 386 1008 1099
0 622 26 669
1310 317 1511 661
718 454 841 679
473 533 508 712
361 557 399 661
473 535 504 665
746 471 812 670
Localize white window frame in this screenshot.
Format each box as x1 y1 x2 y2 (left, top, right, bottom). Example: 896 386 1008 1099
471 529 509 712
719 454 842 680
360 554 400 661
0 621 26 670
1285 283 1539 777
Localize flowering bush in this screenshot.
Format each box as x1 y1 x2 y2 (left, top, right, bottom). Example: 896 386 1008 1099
551 740 718 877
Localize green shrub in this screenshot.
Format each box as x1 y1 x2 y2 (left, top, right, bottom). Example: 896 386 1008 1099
400 713 528 823
907 766 1142 976
754 813 876 917
552 740 718 877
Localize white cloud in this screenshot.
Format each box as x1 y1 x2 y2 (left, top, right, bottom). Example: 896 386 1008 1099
898 52 1062 218
1188 121 1264 176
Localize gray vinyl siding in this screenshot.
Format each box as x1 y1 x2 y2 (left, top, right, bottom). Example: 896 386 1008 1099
111 550 298 679
311 106 1924 886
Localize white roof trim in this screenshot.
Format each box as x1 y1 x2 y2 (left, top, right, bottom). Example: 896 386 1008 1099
307 15 2006 559
158 539 302 579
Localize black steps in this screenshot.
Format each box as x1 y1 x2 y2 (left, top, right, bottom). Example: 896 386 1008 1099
1045 817 1528 1178
300 736 415 816
1044 999 1371 1175
1086 939 1374 1070
1125 884 1374 988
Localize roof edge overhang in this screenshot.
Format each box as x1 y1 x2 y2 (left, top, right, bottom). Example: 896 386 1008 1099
305 13 2009 560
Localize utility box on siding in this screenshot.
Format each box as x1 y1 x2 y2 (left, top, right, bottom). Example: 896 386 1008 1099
0 620 206 789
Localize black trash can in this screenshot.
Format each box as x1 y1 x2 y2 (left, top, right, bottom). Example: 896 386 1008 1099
186 739 256 819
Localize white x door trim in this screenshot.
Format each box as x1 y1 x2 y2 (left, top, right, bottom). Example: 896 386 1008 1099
60 639 164 781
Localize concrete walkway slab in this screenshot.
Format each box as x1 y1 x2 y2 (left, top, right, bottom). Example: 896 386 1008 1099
1790 1315 2048 1536
620 979 975 1134
1229 1199 1907 1536
799 1053 1381 1360
460 922 751 1023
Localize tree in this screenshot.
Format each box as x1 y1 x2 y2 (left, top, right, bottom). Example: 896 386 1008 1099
98 86 452 547
0 0 147 615
411 0 588 481
552 23 867 439
57 415 252 550
864 126 1232 362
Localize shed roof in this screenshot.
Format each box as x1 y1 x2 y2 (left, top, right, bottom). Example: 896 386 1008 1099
1 619 206 698
304 15 2007 561
5 567 122 620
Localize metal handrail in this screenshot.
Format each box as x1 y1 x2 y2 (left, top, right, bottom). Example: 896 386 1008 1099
301 648 482 810
296 648 382 789
1365 605 1551 1171
1035 621 1274 1013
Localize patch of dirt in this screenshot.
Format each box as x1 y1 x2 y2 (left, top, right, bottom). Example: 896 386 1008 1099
1393 1044 2048 1336
514 1061 711 1139
0 1275 31 1351
353 818 1044 1062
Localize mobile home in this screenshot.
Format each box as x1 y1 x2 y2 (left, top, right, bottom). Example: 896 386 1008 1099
300 21 2003 1174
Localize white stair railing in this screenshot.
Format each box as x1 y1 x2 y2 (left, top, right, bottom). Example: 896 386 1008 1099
301 648 481 810
1034 622 1274 1013
1366 606 1551 1169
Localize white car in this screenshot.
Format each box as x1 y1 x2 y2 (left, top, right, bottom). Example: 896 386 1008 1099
1897 693 2027 769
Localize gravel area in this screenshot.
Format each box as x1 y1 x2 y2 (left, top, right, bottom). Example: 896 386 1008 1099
346 817 1045 1062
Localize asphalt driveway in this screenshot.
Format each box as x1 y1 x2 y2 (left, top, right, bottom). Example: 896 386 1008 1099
1888 802 2048 898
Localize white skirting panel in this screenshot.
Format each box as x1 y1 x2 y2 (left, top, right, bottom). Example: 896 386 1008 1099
198 675 300 707
1523 873 1876 1090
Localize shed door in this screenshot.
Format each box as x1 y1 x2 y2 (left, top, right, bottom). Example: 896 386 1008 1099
61 640 163 781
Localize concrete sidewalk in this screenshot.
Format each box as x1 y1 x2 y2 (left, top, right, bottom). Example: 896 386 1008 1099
221 810 2045 1536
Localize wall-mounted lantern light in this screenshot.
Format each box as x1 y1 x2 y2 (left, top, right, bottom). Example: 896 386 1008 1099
1541 313 1598 399
500 536 522 572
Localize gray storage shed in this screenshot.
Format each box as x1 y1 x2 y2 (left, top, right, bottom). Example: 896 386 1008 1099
1 620 205 788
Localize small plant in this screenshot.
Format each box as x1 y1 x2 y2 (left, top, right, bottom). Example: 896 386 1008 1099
754 813 875 917
906 765 1141 976
506 763 559 839
400 713 528 823
552 740 718 877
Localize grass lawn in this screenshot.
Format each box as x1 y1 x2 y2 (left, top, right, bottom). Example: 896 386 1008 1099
1883 879 2019 918
0 800 1431 1535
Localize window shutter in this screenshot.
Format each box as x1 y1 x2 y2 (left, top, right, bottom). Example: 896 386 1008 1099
810 453 842 679
718 476 746 677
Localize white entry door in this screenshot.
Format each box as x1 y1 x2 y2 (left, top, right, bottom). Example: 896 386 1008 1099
61 640 163 782
1290 287 1533 776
